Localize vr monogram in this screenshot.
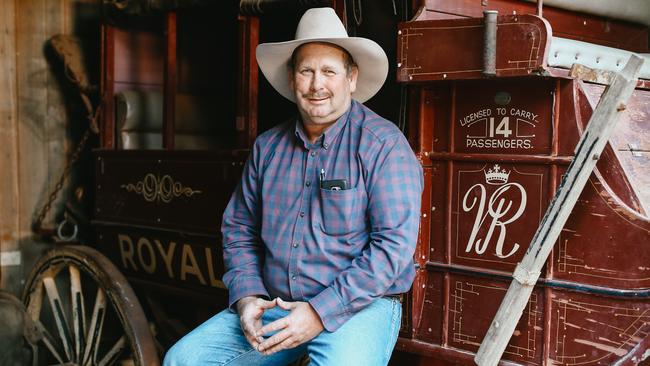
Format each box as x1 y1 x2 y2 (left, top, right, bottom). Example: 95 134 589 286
462 165 527 258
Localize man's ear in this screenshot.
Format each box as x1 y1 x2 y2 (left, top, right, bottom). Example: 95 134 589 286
348 66 359 93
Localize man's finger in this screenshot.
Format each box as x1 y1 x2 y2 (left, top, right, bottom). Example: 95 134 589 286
262 336 300 355
242 328 260 349
257 328 292 352
256 297 278 309
256 317 289 337
241 319 262 346
276 298 295 310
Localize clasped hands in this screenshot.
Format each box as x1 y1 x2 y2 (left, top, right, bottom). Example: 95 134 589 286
236 296 324 355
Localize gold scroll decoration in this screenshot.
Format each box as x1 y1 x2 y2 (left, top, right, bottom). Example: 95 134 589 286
121 173 202 203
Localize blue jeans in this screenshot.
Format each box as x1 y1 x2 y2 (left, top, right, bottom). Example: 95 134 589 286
163 297 401 366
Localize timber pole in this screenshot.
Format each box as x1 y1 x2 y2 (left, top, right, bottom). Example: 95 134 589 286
474 54 644 366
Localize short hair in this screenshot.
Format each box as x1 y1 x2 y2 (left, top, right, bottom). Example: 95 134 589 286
288 42 358 76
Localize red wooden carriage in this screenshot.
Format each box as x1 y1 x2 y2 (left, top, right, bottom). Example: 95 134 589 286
21 1 650 365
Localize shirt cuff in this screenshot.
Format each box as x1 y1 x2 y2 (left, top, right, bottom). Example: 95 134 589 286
227 276 270 311
308 286 351 332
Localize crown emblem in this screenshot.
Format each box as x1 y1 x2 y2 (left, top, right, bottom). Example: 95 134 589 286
484 164 510 185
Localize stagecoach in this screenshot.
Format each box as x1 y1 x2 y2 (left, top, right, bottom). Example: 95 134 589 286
21 0 650 365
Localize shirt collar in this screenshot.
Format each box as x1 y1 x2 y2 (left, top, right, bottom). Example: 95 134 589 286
294 101 354 149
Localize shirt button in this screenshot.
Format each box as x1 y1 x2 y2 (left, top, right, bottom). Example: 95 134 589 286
306 181 311 187
323 143 329 149
291 274 297 280
292 242 299 248
310 151 317 157
300 211 305 217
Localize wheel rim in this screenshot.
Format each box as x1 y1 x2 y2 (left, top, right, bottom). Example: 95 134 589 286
23 246 159 366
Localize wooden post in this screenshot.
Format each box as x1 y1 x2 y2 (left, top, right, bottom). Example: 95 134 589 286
163 11 177 150
474 54 644 366
0 0 20 287
100 24 116 149
236 15 259 149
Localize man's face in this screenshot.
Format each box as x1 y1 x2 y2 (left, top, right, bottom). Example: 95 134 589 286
290 43 358 127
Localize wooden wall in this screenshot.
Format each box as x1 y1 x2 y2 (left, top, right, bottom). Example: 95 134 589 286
0 0 99 294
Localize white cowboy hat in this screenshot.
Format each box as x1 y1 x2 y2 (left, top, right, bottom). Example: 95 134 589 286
256 7 389 103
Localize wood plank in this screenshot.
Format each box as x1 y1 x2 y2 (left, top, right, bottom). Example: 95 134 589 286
163 11 177 150
236 15 259 149
474 54 644 366
16 0 62 234
0 0 101 292
0 0 20 289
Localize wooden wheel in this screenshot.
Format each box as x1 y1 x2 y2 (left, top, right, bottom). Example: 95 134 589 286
22 245 159 366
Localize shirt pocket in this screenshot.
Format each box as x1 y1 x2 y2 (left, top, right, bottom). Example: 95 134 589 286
319 187 366 236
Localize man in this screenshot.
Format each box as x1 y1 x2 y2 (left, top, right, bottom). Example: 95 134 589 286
164 7 422 365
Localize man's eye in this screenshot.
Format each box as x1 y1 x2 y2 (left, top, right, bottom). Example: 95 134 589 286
300 69 313 75
324 70 336 75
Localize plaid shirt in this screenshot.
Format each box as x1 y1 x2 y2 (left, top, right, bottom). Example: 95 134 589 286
221 100 423 331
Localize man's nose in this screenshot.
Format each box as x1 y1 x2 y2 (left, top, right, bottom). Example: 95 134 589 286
310 72 324 90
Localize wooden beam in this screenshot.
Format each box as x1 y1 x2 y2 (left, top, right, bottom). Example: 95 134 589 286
474 54 644 366
101 24 116 149
163 11 177 150
236 15 259 149
0 0 20 287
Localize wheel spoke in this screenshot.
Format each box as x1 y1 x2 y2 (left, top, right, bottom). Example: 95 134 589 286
43 276 74 362
34 319 66 364
82 287 106 366
26 279 44 322
97 336 127 366
69 265 86 363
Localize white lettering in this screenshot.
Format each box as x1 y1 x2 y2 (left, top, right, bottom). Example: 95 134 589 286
462 182 527 258
155 239 176 278
181 244 207 285
118 234 138 270
137 237 156 274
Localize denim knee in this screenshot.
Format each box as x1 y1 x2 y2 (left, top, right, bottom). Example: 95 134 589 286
163 337 192 366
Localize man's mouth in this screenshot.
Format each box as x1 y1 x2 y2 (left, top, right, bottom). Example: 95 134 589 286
304 93 330 102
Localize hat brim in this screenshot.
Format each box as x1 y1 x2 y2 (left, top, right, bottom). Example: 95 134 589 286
256 37 389 103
